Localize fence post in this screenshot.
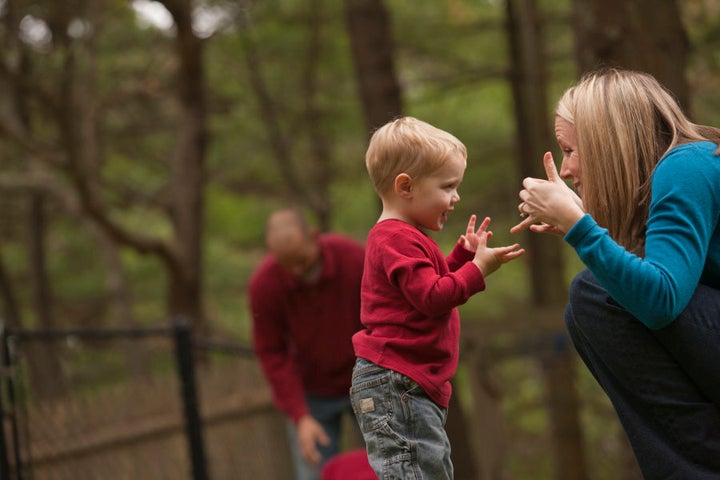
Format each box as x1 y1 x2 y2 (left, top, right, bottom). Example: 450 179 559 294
0 324 10 480
0 324 24 480
173 317 209 480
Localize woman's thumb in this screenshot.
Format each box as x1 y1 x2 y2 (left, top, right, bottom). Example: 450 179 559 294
543 152 561 183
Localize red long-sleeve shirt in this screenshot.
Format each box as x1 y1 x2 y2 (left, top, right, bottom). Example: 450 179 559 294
249 233 365 423
352 219 485 408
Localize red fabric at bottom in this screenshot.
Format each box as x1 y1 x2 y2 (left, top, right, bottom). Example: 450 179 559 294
321 449 376 480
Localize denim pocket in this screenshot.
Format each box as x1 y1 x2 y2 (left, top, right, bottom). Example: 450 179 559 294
350 360 449 479
350 359 393 434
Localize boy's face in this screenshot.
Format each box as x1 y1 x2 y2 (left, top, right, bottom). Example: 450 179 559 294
403 153 466 231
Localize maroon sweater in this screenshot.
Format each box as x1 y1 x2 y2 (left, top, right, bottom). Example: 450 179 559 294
352 220 485 408
249 233 365 423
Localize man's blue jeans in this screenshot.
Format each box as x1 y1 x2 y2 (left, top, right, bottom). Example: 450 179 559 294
565 269 720 479
285 394 356 480
350 357 452 480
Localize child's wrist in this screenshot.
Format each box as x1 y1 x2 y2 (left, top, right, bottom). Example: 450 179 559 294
471 259 484 274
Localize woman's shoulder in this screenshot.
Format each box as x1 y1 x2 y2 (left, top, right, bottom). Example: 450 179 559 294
654 142 720 200
657 141 720 173
664 140 718 158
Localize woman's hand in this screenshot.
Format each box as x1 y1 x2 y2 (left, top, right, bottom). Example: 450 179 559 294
510 152 585 236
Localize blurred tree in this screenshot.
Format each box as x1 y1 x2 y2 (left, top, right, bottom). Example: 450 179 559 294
156 0 208 337
235 0 351 230
1 0 66 399
343 0 403 134
506 0 586 479
572 0 689 109
683 0 720 122
0 0 209 343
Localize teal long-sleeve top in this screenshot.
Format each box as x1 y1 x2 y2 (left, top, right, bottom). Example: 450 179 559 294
564 141 720 330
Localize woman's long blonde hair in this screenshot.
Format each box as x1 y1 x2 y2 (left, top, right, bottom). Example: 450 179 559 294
557 68 720 254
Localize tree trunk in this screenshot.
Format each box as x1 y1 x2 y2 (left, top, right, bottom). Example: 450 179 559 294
539 340 588 480
27 193 67 399
464 354 507 480
343 0 403 134
572 0 690 110
0 248 21 329
300 0 333 230
3 0 67 399
506 0 567 306
160 0 208 338
506 1 587 479
446 379 481 480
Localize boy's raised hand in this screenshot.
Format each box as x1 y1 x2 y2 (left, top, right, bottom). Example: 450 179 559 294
465 216 524 276
458 214 489 252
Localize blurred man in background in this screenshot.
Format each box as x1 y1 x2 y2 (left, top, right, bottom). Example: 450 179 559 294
249 208 365 480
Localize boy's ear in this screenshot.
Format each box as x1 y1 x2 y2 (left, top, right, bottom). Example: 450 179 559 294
394 173 413 199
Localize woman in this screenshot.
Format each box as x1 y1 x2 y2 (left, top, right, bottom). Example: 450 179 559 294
512 68 720 479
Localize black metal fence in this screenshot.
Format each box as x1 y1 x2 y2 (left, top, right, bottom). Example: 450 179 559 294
0 314 635 480
0 318 266 480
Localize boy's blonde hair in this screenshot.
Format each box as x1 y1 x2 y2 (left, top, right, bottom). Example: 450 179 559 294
365 116 467 195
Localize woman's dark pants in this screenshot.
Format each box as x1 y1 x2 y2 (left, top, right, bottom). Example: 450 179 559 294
565 269 720 479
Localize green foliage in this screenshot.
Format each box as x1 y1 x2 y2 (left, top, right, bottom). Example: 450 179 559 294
47 221 105 298
3 0 711 338
328 179 377 238
685 0 720 124
205 188 270 246
121 249 167 324
2 1 719 477
204 239 255 341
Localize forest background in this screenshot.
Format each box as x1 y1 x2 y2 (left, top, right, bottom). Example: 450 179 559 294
0 0 719 479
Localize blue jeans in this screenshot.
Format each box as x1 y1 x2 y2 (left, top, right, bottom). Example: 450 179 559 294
565 269 720 479
350 357 452 479
286 394 356 480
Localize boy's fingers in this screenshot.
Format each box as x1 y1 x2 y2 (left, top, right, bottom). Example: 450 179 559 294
491 244 524 262
476 216 491 233
466 214 477 234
